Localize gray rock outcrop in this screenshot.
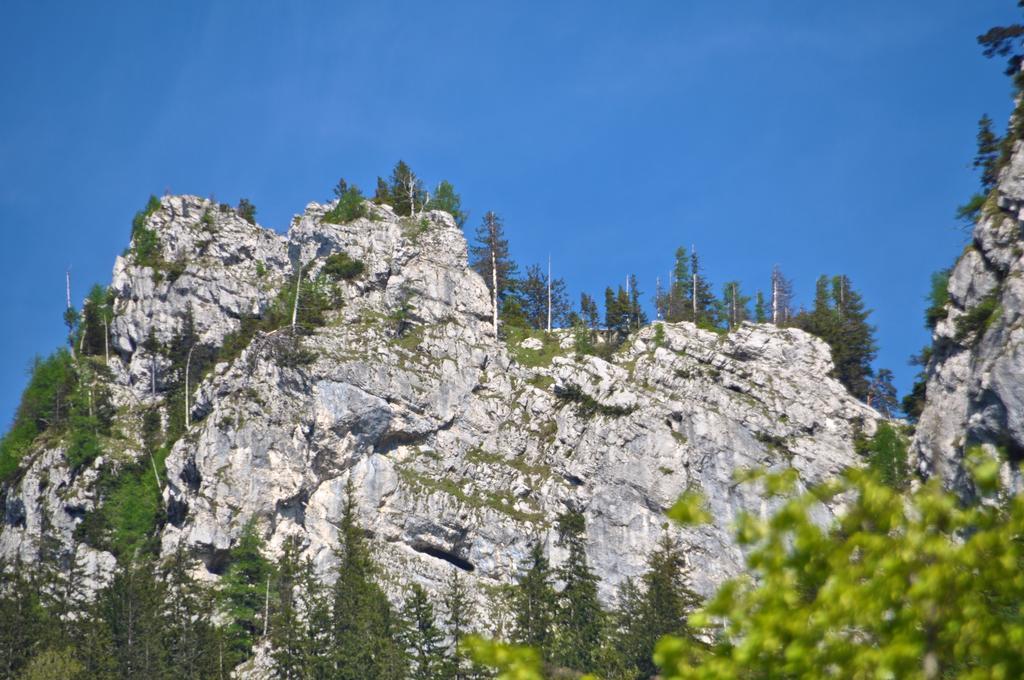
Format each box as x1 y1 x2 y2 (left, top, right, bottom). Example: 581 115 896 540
0 194 883 614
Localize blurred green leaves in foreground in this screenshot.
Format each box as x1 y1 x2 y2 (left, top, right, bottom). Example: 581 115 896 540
472 447 1024 679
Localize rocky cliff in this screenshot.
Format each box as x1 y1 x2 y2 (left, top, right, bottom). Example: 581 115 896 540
911 141 1024 495
0 195 884 608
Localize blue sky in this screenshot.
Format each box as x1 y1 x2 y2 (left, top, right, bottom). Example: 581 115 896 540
0 0 1019 426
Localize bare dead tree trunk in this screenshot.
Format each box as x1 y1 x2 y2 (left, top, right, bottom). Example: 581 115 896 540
771 272 779 325
491 246 499 335
66 269 76 359
291 262 302 330
185 344 196 430
547 255 552 333
103 319 109 364
263 574 271 636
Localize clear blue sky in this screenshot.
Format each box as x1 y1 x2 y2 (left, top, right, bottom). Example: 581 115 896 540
0 1 1019 427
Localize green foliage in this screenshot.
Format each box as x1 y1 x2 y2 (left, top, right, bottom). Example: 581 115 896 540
551 512 605 672
925 269 951 329
655 467 1024 679
556 383 636 418
322 252 366 280
402 583 447 679
510 542 557 659
504 328 563 368
20 647 84 680
862 421 910 489
130 195 163 267
219 519 274 667
330 481 408 678
131 195 161 239
236 198 257 225
955 291 1001 342
389 160 427 216
324 181 369 224
428 179 467 227
462 636 544 680
0 350 75 480
80 284 114 357
794 274 877 400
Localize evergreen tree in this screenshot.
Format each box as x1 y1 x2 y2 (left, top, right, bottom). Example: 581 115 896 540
754 291 767 323
579 293 600 330
829 275 877 401
97 557 171 678
219 519 274 667
795 275 877 401
627 533 702 678
469 211 518 333
236 198 257 225
270 537 310 679
330 481 406 679
868 368 899 418
510 541 557 659
627 274 647 331
721 281 750 330
608 577 647 680
552 511 605 673
665 247 692 322
0 559 51 678
516 263 571 330
689 250 718 327
401 584 446 680
163 544 221 679
428 180 468 227
975 114 1001 191
604 286 629 334
388 160 427 217
80 284 114 358
442 571 481 680
373 176 392 206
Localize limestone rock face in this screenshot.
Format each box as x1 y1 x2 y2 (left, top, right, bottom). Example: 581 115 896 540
1 195 882 616
911 140 1024 494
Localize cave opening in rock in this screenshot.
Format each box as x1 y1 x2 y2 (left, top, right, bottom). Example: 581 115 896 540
412 543 475 572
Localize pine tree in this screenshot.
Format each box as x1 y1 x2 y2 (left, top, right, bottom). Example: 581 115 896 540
0 558 51 678
580 293 600 330
388 160 427 217
270 537 309 679
80 284 114 358
163 544 221 679
604 287 628 334
975 114 1001 191
469 211 518 334
441 571 481 680
219 519 274 667
829 275 877 401
236 198 257 225
510 541 557 660
868 368 899 418
627 274 647 330
517 264 571 330
665 247 692 322
552 511 605 673
373 176 392 206
330 480 407 679
627 533 702 678
721 281 750 330
689 250 718 327
428 180 467 227
402 583 446 680
97 557 171 677
754 291 767 323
